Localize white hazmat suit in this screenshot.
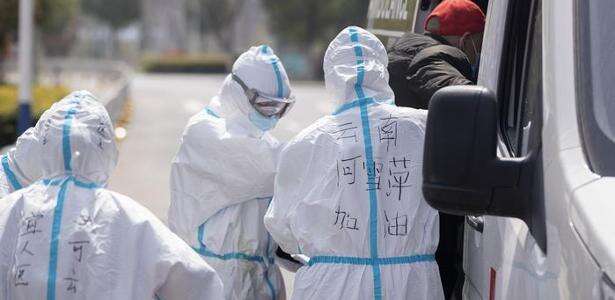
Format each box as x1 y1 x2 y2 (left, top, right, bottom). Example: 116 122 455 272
168 45 289 300
0 91 224 299
264 27 444 299
0 128 43 198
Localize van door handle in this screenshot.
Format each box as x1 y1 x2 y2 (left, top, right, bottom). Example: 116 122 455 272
466 215 484 233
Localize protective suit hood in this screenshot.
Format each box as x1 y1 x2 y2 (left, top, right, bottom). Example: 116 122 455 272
323 26 394 107
1 128 43 197
169 45 290 243
37 90 118 185
169 46 289 299
209 45 291 136
0 91 224 299
265 26 443 299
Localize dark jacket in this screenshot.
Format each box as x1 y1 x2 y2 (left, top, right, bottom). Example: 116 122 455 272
388 32 474 109
388 32 471 300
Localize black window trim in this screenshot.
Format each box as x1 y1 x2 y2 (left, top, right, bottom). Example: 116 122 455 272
496 0 521 157
497 0 541 158
494 0 547 250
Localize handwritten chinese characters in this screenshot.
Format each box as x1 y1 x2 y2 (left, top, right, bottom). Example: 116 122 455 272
384 211 408 237
378 115 399 152
63 240 89 294
330 113 420 238
336 154 413 200
333 206 360 231
387 156 411 201
21 212 44 237
13 209 93 294
363 160 383 191
332 122 359 142
337 155 361 186
14 211 46 287
14 264 31 286
62 212 92 294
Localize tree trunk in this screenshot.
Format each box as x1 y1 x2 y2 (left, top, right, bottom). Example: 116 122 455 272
0 36 9 84
214 29 233 54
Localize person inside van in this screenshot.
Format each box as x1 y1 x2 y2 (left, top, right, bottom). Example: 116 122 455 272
388 0 485 109
387 0 485 299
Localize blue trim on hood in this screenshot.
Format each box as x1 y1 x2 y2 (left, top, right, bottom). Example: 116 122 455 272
260 45 285 98
48 98 80 300
205 107 220 118
61 108 77 172
1 154 23 191
351 26 382 300
270 59 284 98
332 97 376 115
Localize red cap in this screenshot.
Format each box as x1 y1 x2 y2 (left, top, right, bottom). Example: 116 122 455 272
425 0 485 36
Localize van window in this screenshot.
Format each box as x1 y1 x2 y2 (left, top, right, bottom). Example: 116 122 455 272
499 0 542 157
518 1 542 156
576 0 615 175
585 2 615 143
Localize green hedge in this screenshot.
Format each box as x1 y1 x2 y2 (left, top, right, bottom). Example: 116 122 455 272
141 54 232 74
0 84 69 147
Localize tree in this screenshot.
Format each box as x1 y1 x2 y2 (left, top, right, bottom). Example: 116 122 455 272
262 0 370 77
39 0 79 56
81 0 141 30
188 0 245 52
0 1 19 60
81 0 141 57
0 0 79 80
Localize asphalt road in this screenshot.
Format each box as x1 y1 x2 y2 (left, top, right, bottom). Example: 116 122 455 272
108 73 333 297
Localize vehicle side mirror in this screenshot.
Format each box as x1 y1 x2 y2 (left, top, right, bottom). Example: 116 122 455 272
422 86 530 219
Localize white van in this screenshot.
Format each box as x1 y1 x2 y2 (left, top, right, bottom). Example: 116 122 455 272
370 0 615 298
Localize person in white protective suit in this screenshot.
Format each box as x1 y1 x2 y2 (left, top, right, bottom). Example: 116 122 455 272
168 45 295 300
0 91 224 300
264 26 444 300
0 128 43 198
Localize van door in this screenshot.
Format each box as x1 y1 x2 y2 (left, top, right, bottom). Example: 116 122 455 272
460 0 509 296
464 0 547 298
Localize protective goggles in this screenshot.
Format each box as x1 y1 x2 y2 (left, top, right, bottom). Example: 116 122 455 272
232 73 295 118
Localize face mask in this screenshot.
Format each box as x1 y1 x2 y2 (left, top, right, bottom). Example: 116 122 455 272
249 111 279 131
461 35 481 82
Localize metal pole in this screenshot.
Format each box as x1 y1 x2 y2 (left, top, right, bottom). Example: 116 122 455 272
17 0 34 135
